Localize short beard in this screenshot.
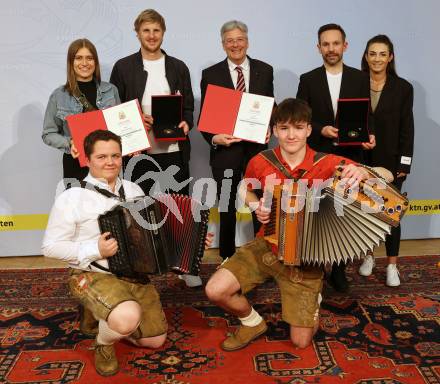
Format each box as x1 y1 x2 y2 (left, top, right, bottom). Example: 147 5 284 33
323 54 342 66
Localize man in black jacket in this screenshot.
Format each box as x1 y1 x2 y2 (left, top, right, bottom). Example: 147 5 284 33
200 20 274 261
110 9 194 198
111 9 200 287
296 23 375 292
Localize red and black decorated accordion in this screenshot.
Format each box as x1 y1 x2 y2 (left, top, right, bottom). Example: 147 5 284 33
98 194 209 281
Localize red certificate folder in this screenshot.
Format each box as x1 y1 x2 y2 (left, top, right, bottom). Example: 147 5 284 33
198 85 242 136
198 84 273 144
336 98 370 146
66 99 149 167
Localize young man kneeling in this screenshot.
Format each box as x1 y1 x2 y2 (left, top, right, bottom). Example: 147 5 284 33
205 98 388 350
42 130 167 376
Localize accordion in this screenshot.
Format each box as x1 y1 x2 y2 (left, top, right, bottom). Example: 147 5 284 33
264 166 409 266
98 194 209 280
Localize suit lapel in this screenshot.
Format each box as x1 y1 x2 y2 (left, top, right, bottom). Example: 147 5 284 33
135 50 148 102
248 56 258 93
373 74 394 114
220 59 235 89
164 53 178 93
319 65 334 115
339 64 350 99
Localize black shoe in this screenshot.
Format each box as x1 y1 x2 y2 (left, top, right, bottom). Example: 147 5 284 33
329 263 349 293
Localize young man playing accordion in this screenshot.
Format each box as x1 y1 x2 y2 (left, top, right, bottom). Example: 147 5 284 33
43 130 212 376
42 130 168 376
205 98 392 351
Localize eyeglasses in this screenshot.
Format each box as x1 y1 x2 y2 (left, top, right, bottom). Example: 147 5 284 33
223 37 248 46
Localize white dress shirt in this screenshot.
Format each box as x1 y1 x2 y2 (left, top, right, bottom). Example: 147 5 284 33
42 174 144 272
227 57 250 91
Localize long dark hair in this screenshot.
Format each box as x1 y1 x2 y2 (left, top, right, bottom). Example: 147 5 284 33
64 38 101 97
361 34 397 76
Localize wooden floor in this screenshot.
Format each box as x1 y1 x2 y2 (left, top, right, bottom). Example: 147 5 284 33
0 239 439 269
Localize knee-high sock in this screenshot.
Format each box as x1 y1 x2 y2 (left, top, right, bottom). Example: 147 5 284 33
96 320 128 345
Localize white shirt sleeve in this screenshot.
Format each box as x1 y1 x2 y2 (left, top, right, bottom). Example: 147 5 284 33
123 180 145 198
41 191 102 268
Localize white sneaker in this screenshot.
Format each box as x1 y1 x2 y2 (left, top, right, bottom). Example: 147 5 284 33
359 254 375 276
386 264 400 287
178 274 203 288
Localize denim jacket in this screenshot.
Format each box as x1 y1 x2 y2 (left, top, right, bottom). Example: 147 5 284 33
42 81 120 153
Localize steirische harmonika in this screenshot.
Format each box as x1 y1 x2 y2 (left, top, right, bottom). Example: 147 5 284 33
263 166 409 266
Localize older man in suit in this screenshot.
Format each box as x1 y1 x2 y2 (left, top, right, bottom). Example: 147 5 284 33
296 23 375 292
200 20 274 261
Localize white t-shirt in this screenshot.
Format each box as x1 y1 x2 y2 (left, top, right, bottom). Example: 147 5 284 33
142 56 179 154
326 71 342 118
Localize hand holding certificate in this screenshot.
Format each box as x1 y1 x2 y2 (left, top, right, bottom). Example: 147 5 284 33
198 85 274 144
67 100 151 166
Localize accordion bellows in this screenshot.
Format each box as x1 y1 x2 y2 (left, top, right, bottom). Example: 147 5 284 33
98 194 209 280
264 167 409 266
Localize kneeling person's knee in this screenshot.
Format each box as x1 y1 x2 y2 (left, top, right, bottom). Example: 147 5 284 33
205 279 226 303
136 333 167 349
290 334 313 349
108 300 142 335
205 268 241 303
290 326 315 349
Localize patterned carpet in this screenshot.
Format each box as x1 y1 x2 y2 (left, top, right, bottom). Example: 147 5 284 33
0 255 439 383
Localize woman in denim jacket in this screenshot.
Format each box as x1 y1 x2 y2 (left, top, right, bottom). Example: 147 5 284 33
42 38 120 180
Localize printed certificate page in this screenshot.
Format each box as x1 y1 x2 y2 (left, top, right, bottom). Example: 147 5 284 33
102 100 150 155
233 93 274 144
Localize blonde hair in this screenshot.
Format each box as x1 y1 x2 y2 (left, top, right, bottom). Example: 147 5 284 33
134 9 166 32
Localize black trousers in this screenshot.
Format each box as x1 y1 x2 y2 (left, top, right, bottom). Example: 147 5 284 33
212 167 243 259
63 153 88 181
123 151 190 196
385 177 404 256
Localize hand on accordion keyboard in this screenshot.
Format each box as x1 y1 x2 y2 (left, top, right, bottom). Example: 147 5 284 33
255 198 271 224
205 232 214 249
98 232 118 258
339 164 369 189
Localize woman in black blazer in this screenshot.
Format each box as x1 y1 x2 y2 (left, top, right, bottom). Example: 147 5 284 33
358 35 414 286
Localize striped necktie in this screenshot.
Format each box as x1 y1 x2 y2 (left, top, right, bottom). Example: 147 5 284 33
235 66 246 92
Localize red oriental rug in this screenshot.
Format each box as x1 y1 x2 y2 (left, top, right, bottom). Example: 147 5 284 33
0 255 439 383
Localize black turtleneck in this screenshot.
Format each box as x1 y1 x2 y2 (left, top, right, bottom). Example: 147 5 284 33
78 80 97 110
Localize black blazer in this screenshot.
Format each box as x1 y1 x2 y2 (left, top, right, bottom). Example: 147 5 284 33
297 64 373 160
200 57 274 169
110 50 194 163
368 75 414 175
